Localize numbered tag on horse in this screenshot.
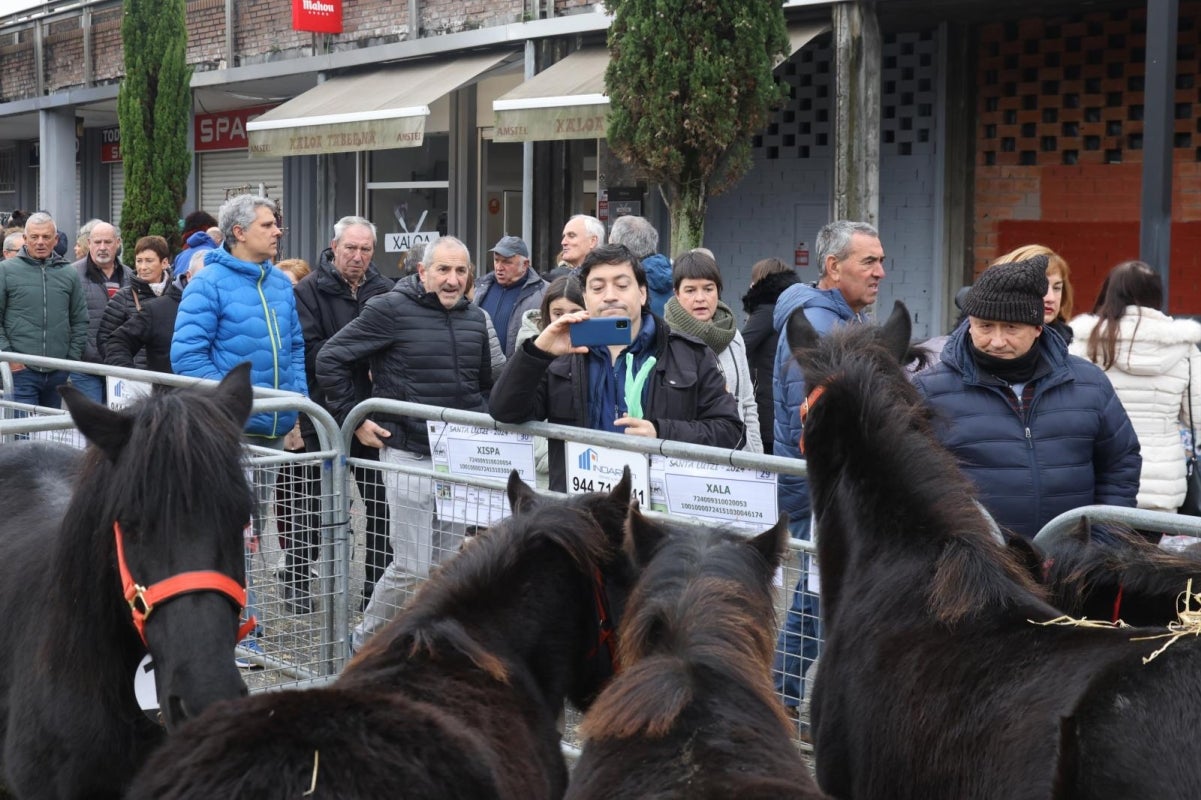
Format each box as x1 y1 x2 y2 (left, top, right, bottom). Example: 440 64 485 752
133 654 163 725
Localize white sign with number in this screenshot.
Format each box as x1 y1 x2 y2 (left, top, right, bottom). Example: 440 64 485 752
564 441 650 506
649 456 778 531
427 421 537 525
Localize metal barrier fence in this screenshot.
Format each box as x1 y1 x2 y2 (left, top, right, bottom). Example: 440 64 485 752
28 356 1201 750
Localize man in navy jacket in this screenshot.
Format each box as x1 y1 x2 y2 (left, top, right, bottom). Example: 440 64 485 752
914 255 1141 539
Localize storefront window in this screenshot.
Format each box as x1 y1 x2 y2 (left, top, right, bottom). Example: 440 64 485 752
366 134 449 278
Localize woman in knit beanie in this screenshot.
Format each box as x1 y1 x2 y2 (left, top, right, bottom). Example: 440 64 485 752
663 250 763 452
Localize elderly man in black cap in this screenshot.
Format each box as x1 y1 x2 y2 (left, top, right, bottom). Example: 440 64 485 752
474 235 547 356
913 255 1141 539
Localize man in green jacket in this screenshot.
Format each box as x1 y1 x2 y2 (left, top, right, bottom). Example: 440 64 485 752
0 211 89 409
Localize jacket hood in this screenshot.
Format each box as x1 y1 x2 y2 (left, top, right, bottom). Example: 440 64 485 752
1069 308 1201 377
772 282 856 334
185 230 218 250
642 253 673 295
206 244 269 277
742 270 801 314
13 249 70 268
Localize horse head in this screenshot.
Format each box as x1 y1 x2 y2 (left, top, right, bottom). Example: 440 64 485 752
60 364 255 729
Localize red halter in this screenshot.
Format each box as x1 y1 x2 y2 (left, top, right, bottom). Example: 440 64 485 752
114 522 256 647
584 566 619 676
798 383 828 455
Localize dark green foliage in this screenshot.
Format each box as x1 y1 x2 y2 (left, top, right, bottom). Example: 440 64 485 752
604 0 788 254
117 0 192 251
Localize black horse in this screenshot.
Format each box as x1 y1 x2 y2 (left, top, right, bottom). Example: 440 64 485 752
1032 524 1201 627
0 366 256 799
126 470 637 800
567 508 825 800
790 301 1201 800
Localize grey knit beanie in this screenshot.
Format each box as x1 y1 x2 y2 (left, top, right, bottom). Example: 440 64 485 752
962 255 1048 326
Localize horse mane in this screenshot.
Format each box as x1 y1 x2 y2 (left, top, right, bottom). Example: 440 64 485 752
1045 526 1201 618
580 525 783 739
351 500 614 682
797 320 1049 626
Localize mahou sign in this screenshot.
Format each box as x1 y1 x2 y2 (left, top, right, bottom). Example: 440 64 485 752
194 105 277 152
292 0 342 33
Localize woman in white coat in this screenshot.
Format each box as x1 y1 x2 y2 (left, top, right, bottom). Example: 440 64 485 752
1069 260 1201 511
662 250 763 453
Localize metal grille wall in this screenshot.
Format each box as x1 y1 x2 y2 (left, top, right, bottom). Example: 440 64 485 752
198 150 284 217
109 163 125 231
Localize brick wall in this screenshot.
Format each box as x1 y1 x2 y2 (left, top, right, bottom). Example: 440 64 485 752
44 17 84 93
92 5 124 83
974 4 1201 313
187 0 227 68
422 0 524 37
0 42 35 101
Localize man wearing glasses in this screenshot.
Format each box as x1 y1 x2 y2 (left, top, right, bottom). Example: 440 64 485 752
1 232 23 259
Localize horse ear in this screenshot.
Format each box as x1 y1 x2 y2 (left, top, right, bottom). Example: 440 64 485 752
879 300 913 363
212 363 254 428
60 384 133 461
507 470 540 515
748 513 790 572
786 307 821 355
624 501 668 568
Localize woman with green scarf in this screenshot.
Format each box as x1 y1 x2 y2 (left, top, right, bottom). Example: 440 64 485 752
663 251 763 453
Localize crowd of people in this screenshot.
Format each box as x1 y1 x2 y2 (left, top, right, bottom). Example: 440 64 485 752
3 201 1197 704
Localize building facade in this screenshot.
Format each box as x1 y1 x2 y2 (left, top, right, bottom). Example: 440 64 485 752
0 0 1197 327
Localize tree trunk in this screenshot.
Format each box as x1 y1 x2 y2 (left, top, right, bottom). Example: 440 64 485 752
667 187 706 257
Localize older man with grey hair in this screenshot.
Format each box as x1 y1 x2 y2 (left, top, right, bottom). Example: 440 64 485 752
609 214 672 317
1 231 23 260
317 234 493 650
71 220 129 402
0 211 88 408
557 213 605 272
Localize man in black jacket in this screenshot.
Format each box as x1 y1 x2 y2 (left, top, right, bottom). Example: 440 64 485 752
491 244 745 491
317 234 492 650
70 220 129 402
294 216 394 610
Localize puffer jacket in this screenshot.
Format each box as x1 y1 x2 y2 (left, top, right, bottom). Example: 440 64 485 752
1070 308 1201 511
96 272 167 366
473 267 546 355
295 249 393 445
171 246 307 438
741 270 801 454
772 283 868 524
515 307 543 348
0 250 88 367
73 256 130 362
103 284 183 374
642 253 673 318
315 273 492 455
490 316 745 491
914 323 1141 539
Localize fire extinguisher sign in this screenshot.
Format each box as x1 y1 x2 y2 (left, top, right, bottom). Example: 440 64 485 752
795 243 809 267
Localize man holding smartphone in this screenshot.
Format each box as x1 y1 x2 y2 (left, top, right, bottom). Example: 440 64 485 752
491 243 744 491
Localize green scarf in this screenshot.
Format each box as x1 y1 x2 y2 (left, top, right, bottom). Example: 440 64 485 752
664 297 737 354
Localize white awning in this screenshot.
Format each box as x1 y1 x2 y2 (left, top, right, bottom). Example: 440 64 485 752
491 49 610 143
490 23 829 144
247 51 512 157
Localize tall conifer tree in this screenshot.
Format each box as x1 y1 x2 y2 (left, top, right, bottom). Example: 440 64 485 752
118 0 192 250
604 0 788 254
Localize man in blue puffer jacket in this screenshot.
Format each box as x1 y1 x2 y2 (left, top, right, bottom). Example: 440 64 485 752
771 220 886 719
914 255 1140 539
171 194 307 443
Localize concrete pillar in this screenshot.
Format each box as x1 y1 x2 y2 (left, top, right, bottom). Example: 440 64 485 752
39 106 79 243
832 0 881 226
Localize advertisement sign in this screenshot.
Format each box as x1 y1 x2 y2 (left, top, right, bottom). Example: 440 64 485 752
564 442 649 506
107 376 153 410
100 127 121 163
427 421 537 525
292 0 343 33
648 456 778 531
194 105 277 153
